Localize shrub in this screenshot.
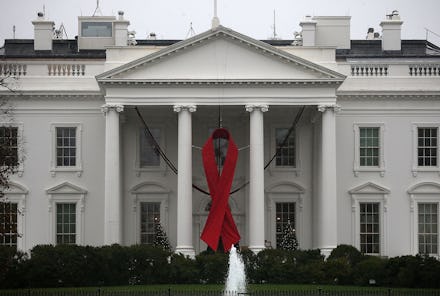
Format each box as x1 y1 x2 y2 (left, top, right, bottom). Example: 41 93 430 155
353 256 387 286
195 251 228 284
0 246 28 289
328 244 363 267
168 253 198 284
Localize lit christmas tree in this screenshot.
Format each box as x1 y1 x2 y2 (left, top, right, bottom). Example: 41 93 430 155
153 221 171 251
280 220 299 251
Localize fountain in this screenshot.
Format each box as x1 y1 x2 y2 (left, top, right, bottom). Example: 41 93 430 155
224 245 247 295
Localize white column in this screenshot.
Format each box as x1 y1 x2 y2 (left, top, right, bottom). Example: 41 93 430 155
245 104 269 253
102 104 124 245
174 104 197 257
317 104 340 257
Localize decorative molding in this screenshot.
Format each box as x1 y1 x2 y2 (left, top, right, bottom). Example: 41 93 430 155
173 104 197 113
101 104 124 114
245 104 269 113
98 79 344 86
317 104 341 113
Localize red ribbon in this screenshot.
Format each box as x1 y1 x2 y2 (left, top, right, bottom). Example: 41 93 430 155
200 128 240 252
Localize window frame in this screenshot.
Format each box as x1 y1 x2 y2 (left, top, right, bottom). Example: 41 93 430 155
135 126 166 176
46 182 86 245
353 123 385 177
270 125 301 175
130 182 170 245
349 182 389 256
50 123 82 177
412 123 440 176
55 203 77 245
0 123 24 177
408 181 440 257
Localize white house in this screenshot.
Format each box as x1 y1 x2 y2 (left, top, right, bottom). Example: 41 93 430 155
1 9 439 258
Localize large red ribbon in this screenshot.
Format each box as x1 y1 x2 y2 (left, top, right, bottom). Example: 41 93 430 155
200 128 240 252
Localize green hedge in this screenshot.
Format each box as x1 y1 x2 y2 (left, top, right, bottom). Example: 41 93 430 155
1 244 440 289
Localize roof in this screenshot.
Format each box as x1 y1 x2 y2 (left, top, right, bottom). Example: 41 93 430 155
336 40 440 59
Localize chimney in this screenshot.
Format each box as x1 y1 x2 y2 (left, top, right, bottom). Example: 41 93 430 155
32 12 54 51
114 11 130 46
299 16 317 46
380 10 403 51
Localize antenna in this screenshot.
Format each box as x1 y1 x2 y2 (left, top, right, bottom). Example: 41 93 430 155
12 25 16 39
270 10 279 40
186 22 196 38
54 23 68 39
212 0 220 28
93 0 103 16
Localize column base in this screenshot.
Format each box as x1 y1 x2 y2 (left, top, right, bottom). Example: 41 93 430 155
175 246 195 258
320 246 336 259
248 245 266 254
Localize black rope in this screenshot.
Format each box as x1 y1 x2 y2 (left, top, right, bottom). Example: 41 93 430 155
135 106 305 196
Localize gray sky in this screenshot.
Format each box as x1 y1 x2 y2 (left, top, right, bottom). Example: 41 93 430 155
1 0 440 47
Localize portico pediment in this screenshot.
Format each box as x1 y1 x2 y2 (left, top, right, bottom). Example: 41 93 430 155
97 26 345 84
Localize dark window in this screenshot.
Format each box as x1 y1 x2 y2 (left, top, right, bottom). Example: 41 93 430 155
140 202 160 245
360 202 380 254
0 127 18 167
417 128 438 167
275 202 296 248
275 128 296 167
359 127 380 166
140 128 161 167
56 127 76 167
418 203 438 254
56 203 76 245
0 202 18 248
81 22 112 37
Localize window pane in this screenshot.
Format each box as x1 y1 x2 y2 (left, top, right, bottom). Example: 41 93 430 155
275 128 296 167
140 202 161 245
359 127 380 167
418 203 438 254
140 128 161 167
275 202 296 248
360 202 380 254
417 128 438 167
0 203 18 249
0 127 19 167
56 203 76 245
56 127 77 167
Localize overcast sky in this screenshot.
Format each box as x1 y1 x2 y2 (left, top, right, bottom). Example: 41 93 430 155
1 0 440 47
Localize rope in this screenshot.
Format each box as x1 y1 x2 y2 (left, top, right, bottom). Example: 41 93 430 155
135 106 305 196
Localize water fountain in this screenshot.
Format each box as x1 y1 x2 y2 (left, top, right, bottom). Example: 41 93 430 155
224 245 247 295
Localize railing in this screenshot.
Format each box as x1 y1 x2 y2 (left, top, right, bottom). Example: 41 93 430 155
0 289 439 296
409 64 440 76
48 64 86 76
351 65 388 76
0 63 27 76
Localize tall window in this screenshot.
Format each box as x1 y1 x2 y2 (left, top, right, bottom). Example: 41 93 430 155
56 203 76 245
56 127 77 167
360 202 380 254
418 203 438 254
140 202 160 245
275 202 296 248
418 127 438 167
359 127 379 167
0 126 18 167
0 202 18 248
140 128 161 167
275 128 296 167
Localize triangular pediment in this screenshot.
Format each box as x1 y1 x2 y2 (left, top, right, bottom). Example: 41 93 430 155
46 182 87 194
97 26 345 83
349 182 390 195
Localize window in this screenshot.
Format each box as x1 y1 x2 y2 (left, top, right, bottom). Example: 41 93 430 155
353 123 385 176
417 128 438 167
360 203 380 254
0 127 18 167
275 202 296 248
56 203 76 245
275 128 296 167
51 124 82 176
359 127 379 167
56 127 77 167
0 202 18 248
140 202 160 245
81 22 112 37
412 124 440 175
418 203 438 255
140 128 161 167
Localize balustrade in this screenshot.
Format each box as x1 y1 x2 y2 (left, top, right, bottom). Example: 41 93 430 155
48 64 85 76
351 65 388 76
409 64 440 76
0 63 27 76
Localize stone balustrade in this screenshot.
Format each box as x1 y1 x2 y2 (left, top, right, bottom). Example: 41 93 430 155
0 63 27 76
48 64 86 76
351 65 388 76
409 64 440 76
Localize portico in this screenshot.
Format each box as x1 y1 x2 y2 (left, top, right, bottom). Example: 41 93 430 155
96 25 344 256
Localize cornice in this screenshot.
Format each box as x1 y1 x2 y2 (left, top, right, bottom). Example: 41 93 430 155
98 79 343 87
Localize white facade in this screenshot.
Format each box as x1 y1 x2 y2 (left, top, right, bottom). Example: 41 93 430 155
1 11 440 258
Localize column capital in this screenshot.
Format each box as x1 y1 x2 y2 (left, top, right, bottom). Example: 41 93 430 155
317 104 341 113
245 104 269 113
173 104 197 113
101 104 124 114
